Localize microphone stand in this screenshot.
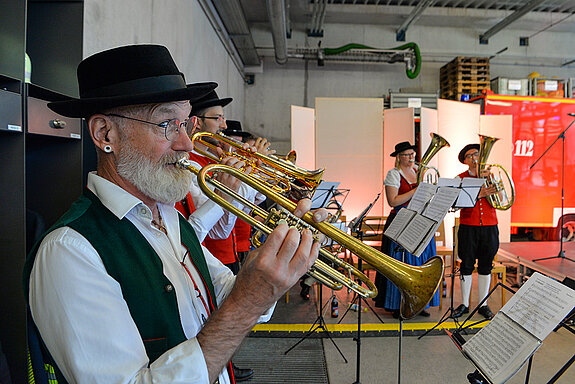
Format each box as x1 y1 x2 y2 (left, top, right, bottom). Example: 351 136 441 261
531 114 575 263
344 193 381 384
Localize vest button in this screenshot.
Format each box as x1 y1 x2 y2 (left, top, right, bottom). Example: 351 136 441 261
164 284 174 293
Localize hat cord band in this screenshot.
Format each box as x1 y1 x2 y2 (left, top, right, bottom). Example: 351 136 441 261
82 74 186 98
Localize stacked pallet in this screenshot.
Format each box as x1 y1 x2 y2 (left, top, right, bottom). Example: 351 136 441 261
440 57 490 100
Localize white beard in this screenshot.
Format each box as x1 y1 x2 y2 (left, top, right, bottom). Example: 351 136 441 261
116 141 192 204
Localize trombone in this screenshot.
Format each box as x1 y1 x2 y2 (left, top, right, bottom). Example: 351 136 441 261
176 159 444 319
191 131 324 196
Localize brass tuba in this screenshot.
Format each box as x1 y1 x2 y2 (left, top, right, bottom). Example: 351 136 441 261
191 131 323 197
176 159 444 319
477 134 515 210
416 133 450 184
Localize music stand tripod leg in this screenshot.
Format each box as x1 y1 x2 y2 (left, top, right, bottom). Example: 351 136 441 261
419 246 460 340
284 284 347 363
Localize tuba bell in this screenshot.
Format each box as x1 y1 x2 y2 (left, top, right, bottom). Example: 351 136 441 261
416 133 450 184
477 134 515 210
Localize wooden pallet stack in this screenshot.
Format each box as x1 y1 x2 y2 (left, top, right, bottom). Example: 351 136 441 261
440 57 490 100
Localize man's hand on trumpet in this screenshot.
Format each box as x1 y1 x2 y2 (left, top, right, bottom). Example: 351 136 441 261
253 137 276 156
213 145 256 201
233 198 328 307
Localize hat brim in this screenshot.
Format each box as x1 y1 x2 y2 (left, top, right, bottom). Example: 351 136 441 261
390 144 417 157
48 82 217 118
458 144 480 163
221 130 251 138
191 97 233 111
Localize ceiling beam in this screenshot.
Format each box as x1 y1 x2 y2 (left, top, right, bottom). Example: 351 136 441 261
479 0 547 44
210 0 260 66
396 0 435 41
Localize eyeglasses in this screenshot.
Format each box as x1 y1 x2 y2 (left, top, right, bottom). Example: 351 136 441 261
399 152 416 158
465 152 480 159
197 114 225 124
106 114 197 141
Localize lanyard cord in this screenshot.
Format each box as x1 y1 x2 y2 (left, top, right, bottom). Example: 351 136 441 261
181 251 211 315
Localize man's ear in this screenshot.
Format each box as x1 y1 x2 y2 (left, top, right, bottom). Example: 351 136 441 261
88 114 115 152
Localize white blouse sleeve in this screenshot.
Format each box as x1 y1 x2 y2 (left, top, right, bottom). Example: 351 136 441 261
384 168 401 188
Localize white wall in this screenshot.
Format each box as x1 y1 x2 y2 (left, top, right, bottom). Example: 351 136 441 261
83 0 246 120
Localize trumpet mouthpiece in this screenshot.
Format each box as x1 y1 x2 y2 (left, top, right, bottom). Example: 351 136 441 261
176 158 191 169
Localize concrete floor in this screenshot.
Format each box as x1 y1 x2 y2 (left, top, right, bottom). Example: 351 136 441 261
253 271 575 384
323 328 574 384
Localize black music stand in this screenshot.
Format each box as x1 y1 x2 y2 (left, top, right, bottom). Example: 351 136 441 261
338 194 382 384
419 186 482 339
446 282 516 384
531 114 575 263
283 282 348 363
418 236 460 339
284 183 348 362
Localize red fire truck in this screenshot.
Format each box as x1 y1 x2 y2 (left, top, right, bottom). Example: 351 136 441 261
472 92 575 240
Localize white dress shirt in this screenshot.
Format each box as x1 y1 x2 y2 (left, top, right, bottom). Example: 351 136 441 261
187 151 265 241
28 172 274 384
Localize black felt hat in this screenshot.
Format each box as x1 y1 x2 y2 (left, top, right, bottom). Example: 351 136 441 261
458 143 480 163
221 120 250 138
190 90 232 113
390 141 417 157
48 44 217 118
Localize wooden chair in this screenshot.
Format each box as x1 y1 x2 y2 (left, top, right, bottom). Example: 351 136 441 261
452 221 507 306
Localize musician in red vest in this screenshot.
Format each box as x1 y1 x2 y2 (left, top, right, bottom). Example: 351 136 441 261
177 91 258 381
220 122 271 263
183 90 248 274
453 143 499 320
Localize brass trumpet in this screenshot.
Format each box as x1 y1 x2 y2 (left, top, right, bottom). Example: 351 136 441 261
191 131 323 196
477 134 515 210
176 159 444 319
416 133 450 184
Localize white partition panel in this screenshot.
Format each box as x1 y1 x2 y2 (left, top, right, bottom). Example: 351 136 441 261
436 99 480 247
383 108 415 216
291 105 316 170
316 98 384 221
437 99 481 179
420 107 440 178
480 114 513 243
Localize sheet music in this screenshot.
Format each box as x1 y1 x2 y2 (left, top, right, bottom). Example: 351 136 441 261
310 181 341 209
437 177 461 188
383 209 415 240
462 314 541 384
396 214 435 254
501 272 575 340
454 177 485 208
422 187 460 222
407 182 437 213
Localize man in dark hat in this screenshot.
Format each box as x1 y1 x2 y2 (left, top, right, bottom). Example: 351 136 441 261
453 143 499 320
24 44 326 384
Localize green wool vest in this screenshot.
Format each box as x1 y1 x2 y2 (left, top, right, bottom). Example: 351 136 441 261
24 189 217 381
